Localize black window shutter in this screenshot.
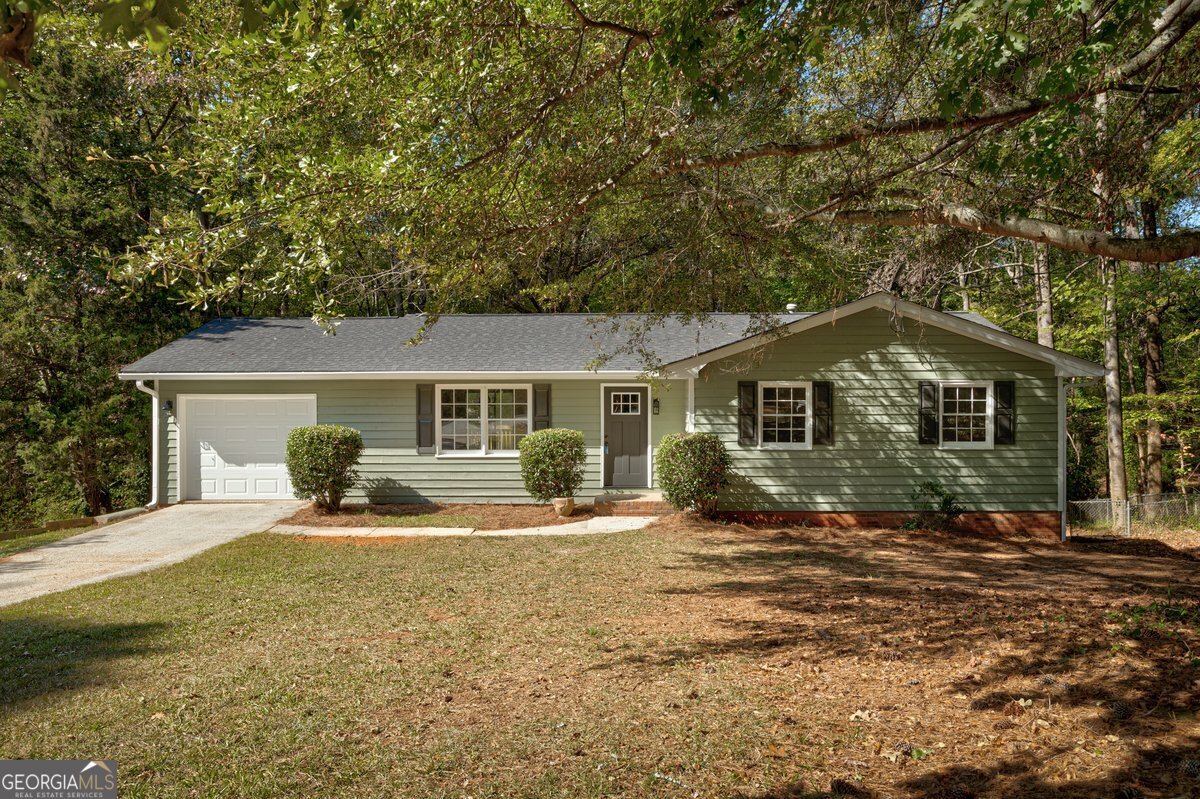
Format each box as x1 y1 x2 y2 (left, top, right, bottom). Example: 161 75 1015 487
918 381 939 444
416 384 435 454
994 380 1016 445
737 381 758 446
533 384 552 430
813 381 834 445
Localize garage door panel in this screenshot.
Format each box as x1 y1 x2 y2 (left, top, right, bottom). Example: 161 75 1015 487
223 478 249 496
183 396 315 500
254 478 282 494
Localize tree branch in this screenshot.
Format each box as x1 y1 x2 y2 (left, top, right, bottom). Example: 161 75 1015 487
789 201 1200 263
650 0 1200 179
560 0 651 40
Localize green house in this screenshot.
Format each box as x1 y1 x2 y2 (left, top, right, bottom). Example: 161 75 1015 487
119 293 1103 539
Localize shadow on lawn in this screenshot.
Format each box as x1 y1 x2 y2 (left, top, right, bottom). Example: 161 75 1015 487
0 617 168 711
647 524 1200 797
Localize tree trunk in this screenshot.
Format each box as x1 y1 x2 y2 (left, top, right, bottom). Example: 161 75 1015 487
1095 92 1128 510
956 259 971 311
1033 243 1054 348
1101 255 1129 504
1139 200 1165 497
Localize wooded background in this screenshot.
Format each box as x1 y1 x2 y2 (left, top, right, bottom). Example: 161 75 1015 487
0 0 1197 528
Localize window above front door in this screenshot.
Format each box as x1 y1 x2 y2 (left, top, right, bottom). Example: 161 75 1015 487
610 392 642 415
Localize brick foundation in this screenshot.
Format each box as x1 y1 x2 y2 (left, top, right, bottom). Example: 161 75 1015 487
716 510 1063 541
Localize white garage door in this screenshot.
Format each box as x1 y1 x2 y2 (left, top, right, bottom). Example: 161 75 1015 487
182 395 317 500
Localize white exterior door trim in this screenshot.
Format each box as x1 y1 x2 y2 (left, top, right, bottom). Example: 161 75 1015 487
178 394 317 501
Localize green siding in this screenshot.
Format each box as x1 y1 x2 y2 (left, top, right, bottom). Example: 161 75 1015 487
693 309 1060 512
154 378 685 504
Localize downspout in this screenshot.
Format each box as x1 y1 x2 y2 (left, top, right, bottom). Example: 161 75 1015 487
685 365 703 433
134 380 160 508
686 376 695 432
1058 375 1068 542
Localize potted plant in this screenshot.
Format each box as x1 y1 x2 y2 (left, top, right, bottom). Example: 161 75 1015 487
518 428 587 516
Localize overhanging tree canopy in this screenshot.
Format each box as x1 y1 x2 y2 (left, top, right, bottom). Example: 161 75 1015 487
5 0 1199 315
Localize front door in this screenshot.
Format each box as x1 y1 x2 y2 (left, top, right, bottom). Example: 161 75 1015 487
603 387 649 488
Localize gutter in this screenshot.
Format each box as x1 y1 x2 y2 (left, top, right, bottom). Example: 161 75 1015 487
134 380 160 509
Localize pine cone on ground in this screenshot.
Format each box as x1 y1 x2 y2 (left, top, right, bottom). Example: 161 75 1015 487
829 778 869 798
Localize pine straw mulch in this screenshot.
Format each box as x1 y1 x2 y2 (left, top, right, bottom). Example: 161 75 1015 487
593 514 1200 798
278 501 594 530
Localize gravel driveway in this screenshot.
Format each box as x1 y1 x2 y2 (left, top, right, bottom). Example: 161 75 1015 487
0 502 299 607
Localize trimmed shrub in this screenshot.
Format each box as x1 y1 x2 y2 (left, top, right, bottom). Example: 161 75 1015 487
518 428 587 503
286 424 364 512
657 432 732 516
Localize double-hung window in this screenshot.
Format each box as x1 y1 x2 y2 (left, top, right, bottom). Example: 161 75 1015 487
759 381 813 450
437 385 531 456
940 381 993 449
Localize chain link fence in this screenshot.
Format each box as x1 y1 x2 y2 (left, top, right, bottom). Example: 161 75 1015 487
1068 494 1200 537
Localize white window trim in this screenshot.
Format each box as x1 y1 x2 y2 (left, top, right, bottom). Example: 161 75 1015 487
610 392 641 415
434 383 533 458
758 380 813 451
939 380 994 450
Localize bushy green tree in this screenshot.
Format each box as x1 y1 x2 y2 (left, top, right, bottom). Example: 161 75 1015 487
0 36 197 525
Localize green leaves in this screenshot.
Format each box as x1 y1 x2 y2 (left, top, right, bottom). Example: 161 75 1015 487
518 428 588 502
657 432 731 516
286 424 364 511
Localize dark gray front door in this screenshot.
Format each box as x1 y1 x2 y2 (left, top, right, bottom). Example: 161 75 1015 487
603 387 649 488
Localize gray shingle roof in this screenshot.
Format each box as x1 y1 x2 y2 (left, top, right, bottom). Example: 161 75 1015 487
119 311 1002 376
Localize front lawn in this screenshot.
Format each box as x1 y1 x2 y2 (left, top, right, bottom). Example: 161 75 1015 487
2 520 1199 797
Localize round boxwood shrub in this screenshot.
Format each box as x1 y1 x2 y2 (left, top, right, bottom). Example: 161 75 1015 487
286 424 364 512
518 428 588 503
657 432 732 516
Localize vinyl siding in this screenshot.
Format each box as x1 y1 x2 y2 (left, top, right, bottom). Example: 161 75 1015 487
155 378 685 504
693 308 1060 512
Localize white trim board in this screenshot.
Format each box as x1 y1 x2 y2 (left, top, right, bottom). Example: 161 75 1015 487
120 370 644 381
659 292 1105 378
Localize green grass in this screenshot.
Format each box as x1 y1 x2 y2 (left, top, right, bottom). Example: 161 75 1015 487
0 532 784 798
4 526 1198 797
0 526 91 558
372 512 483 528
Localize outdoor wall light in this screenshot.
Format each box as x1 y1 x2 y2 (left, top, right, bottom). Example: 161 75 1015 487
162 400 174 413
652 398 661 415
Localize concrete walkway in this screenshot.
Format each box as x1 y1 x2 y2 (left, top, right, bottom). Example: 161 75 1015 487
0 502 299 608
270 515 658 538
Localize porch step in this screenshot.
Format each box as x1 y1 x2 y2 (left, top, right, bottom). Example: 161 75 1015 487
594 491 677 517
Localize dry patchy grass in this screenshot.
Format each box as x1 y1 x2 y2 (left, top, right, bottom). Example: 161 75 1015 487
2 518 1199 798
